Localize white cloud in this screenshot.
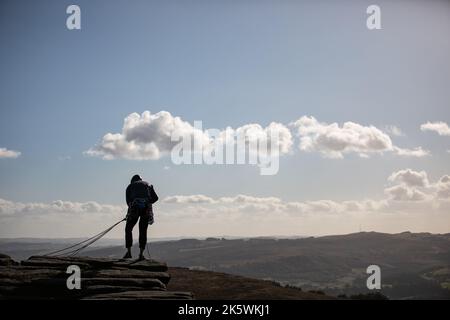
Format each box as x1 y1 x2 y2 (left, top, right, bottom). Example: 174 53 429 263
435 175 450 199
292 116 392 158
163 194 384 216
393 146 430 158
86 111 293 161
384 185 428 201
384 169 450 203
421 121 450 136
385 169 430 202
0 198 124 217
0 147 21 159
384 125 404 137
218 194 283 205
292 116 427 158
87 112 429 162
388 169 429 188
161 194 374 216
0 199 126 238
85 111 206 160
163 194 216 204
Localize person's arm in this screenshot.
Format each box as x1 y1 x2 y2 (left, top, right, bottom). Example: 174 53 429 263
148 185 158 204
126 185 131 206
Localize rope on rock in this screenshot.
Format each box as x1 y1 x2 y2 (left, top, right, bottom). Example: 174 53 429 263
44 218 126 257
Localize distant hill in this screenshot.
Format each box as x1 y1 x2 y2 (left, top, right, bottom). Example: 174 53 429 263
167 267 332 299
3 232 450 299
85 232 450 299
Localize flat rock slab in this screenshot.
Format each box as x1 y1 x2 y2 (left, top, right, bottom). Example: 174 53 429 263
83 290 194 300
0 254 192 300
84 285 166 294
25 255 168 272
83 277 165 289
0 254 19 267
92 269 170 285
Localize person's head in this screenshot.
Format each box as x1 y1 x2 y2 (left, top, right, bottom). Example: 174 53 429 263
130 174 142 184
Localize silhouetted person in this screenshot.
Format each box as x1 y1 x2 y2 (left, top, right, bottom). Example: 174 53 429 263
124 174 158 260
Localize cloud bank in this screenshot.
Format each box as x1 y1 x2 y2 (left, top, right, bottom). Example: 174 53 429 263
161 169 449 216
0 198 124 217
86 111 428 161
85 111 293 161
1 169 448 237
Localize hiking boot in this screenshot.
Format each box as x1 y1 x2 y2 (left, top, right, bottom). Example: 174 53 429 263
123 251 132 259
138 254 145 261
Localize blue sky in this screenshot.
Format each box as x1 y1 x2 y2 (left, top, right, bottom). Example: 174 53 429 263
0 0 449 238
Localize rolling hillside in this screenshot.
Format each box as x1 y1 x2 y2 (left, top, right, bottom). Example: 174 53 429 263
3 232 450 299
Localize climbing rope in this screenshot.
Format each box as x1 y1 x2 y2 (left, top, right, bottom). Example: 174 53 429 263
44 218 126 257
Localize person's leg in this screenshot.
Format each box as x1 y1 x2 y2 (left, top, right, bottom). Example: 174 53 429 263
124 211 139 258
138 210 150 259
